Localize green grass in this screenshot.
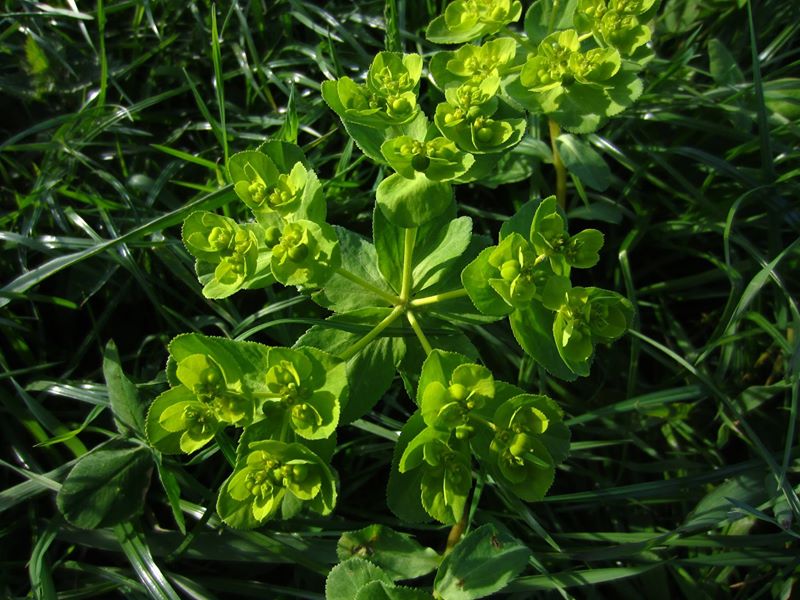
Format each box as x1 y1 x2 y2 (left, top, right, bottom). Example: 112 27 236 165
2 0 799 598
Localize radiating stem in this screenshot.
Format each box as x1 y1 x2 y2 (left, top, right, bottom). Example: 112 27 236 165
339 305 404 361
548 118 567 209
406 310 433 355
410 288 469 307
445 503 470 555
332 266 401 305
400 228 417 301
469 413 497 433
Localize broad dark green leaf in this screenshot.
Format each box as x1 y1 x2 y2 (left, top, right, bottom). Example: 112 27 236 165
326 557 393 600
56 441 152 529
337 524 440 580
556 134 611 192
355 581 435 600
434 524 530 599
510 303 578 381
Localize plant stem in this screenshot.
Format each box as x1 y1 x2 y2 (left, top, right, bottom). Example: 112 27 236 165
406 310 433 355
332 266 401 305
410 288 469 307
400 228 417 301
548 118 567 210
469 413 497 432
445 504 469 555
339 305 404 361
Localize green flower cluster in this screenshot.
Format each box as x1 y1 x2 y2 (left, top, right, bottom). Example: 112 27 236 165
218 441 336 527
322 52 422 131
397 350 569 524
575 0 658 57
146 334 347 528
463 196 632 377
426 0 524 44
182 141 340 298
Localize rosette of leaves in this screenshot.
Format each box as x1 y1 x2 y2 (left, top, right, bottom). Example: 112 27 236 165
269 219 341 289
508 17 646 132
429 37 519 91
182 211 271 299
574 0 658 58
217 440 337 528
461 198 629 380
479 385 570 501
434 79 527 156
376 134 474 228
227 142 325 226
256 346 347 441
146 335 271 454
427 0 523 44
548 285 634 372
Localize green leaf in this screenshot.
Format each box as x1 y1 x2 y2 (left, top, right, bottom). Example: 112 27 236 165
461 246 515 317
355 581 435 600
376 172 454 229
524 0 577 44
326 557 393 600
56 441 152 529
499 198 543 241
708 38 745 87
295 308 407 424
510 302 579 381
103 340 145 435
549 71 644 134
313 226 397 311
680 470 768 533
412 216 473 293
146 386 205 454
387 411 430 523
434 524 530 599
374 202 458 293
168 333 271 394
556 134 611 192
337 524 440 580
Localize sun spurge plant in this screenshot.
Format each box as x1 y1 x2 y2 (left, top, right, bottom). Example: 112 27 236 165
109 0 648 597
